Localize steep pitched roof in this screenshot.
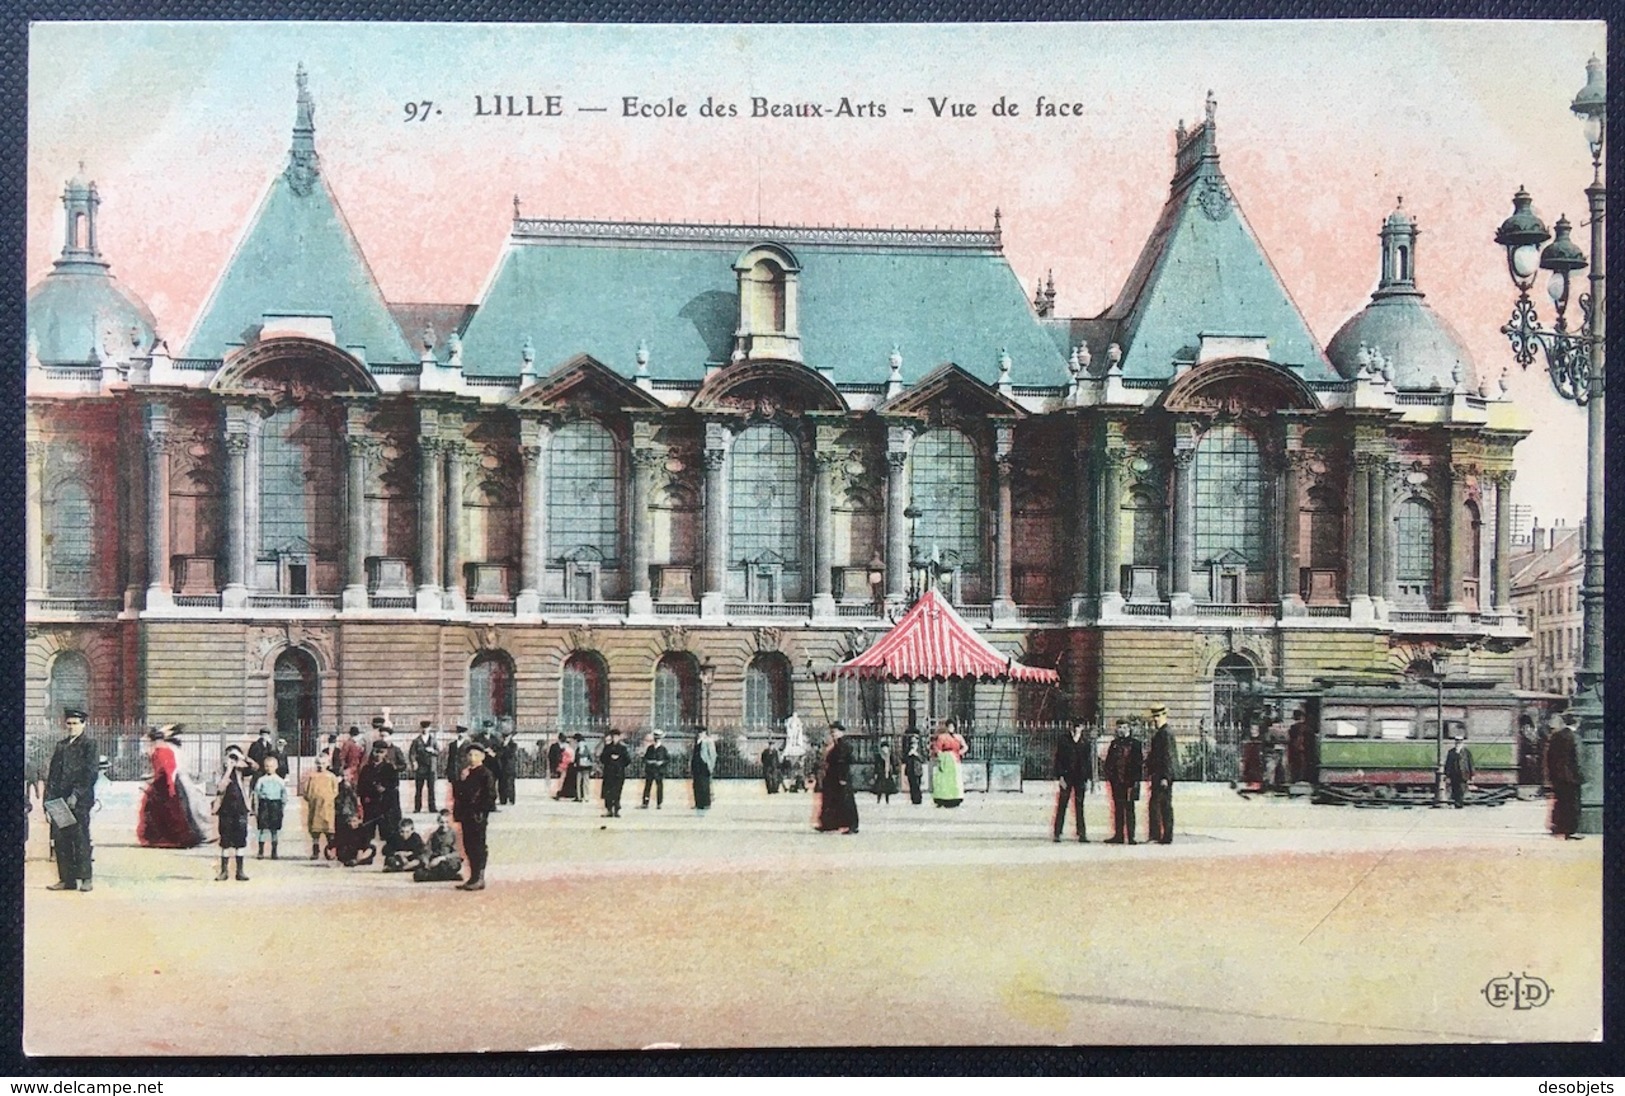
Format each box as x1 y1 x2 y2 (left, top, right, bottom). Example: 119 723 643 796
455 220 1070 386
1099 97 1334 382
183 68 417 365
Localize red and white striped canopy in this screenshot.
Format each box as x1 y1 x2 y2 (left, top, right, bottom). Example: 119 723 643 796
831 590 1060 684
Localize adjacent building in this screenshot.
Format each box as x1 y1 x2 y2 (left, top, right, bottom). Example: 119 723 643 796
1508 521 1583 695
26 73 1530 746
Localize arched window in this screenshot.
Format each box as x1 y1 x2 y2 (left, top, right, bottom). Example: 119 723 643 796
1128 489 1163 567
1465 500 1483 579
744 652 792 728
1212 652 1256 731
46 480 94 595
561 650 608 728
260 405 343 568
274 648 320 755
1395 498 1435 605
910 428 980 566
1193 424 1265 567
548 421 620 564
47 650 91 721
748 260 788 333
730 424 801 568
652 653 701 731
469 650 517 729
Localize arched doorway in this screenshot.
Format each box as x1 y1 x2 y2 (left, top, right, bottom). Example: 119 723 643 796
1211 652 1256 733
469 650 517 731
653 652 701 732
273 648 320 756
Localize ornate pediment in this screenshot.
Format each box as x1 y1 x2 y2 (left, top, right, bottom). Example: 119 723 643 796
509 353 664 414
878 362 1024 420
690 358 847 416
1157 358 1319 417
210 336 380 397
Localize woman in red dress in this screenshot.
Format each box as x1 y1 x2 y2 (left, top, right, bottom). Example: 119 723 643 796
137 726 205 848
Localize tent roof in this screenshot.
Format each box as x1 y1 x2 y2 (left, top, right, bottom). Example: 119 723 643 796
832 590 1060 684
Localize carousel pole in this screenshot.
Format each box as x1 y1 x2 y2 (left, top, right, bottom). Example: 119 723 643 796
807 658 833 725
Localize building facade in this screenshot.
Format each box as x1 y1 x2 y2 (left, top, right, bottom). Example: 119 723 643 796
1509 521 1583 695
26 74 1530 745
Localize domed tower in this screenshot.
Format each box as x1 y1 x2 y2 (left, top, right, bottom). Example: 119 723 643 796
1326 198 1476 392
27 164 158 367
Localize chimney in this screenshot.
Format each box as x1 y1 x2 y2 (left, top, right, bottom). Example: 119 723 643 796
1530 516 1543 552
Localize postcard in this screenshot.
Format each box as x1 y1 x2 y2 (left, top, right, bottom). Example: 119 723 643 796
23 20 1605 1054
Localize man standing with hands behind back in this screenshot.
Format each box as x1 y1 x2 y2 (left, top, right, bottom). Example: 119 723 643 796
1103 719 1143 846
1144 704 1176 844
45 707 98 891
1052 719 1093 843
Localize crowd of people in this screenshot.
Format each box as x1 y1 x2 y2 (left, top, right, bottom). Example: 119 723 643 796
31 699 1589 895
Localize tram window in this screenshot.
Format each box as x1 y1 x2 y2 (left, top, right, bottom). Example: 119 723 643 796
1379 719 1414 740
1329 719 1361 737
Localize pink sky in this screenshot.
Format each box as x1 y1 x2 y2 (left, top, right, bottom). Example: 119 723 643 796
28 21 1605 522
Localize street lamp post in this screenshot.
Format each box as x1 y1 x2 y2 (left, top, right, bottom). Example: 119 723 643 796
1492 55 1605 834
698 657 716 730
1430 651 1448 807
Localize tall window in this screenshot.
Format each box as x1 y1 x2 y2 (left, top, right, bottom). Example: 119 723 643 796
1193 424 1265 566
260 405 343 562
929 679 976 728
46 480 94 595
561 650 608 727
1395 498 1435 605
910 428 980 566
744 652 792 728
469 650 516 729
47 650 91 720
1129 489 1163 567
1212 652 1256 731
653 653 700 731
548 421 620 563
730 424 801 566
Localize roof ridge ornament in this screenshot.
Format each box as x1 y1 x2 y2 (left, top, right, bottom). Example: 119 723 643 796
284 63 321 197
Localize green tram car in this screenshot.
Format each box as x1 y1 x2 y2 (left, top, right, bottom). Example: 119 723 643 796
1254 677 1564 807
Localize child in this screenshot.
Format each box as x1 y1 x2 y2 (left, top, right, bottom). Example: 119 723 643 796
381 818 426 873
413 809 463 883
333 772 374 867
253 755 288 859
212 747 252 881
301 756 339 861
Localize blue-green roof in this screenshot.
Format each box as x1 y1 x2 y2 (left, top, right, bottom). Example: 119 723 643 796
27 261 158 365
457 229 1070 386
1102 130 1335 383
184 173 417 364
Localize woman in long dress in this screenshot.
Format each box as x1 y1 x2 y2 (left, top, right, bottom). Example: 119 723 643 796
137 726 204 848
815 722 859 833
930 719 968 809
691 729 716 810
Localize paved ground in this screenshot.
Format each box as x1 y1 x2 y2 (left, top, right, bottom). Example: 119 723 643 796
23 778 1601 1055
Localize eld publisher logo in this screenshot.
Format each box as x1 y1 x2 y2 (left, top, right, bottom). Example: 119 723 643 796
1483 972 1553 1010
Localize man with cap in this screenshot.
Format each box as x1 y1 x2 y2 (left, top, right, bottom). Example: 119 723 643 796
599 728 632 818
336 726 366 785
44 707 98 891
1544 712 1583 839
547 732 569 799
1102 718 1143 845
246 727 275 786
452 739 499 889
497 725 520 807
410 720 439 813
1144 704 1176 844
445 724 472 788
1443 735 1475 809
1052 719 1094 843
640 730 670 809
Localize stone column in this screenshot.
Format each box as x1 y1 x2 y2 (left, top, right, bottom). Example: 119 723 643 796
144 403 173 609
992 422 1017 621
1367 457 1388 618
628 437 658 617
442 428 466 612
342 415 371 611
1169 444 1196 614
25 425 45 600
812 446 838 619
244 413 263 591
1098 446 1125 612
1279 451 1304 613
516 418 545 616
1068 439 1095 622
222 411 249 608
1349 455 1372 619
415 433 442 612
1444 463 1469 614
700 420 731 617
1492 469 1515 612
1382 460 1401 603
884 424 912 607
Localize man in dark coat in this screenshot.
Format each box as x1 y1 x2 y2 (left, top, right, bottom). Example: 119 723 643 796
547 732 568 798
815 722 859 834
445 725 471 783
901 724 925 806
45 708 98 891
374 724 408 823
497 728 520 806
1545 713 1583 839
452 741 499 889
1144 704 1176 844
1052 719 1093 842
1102 719 1143 845
599 729 632 818
410 721 439 813
761 740 782 794
1285 707 1309 784
640 730 670 809
1443 736 1475 808
358 741 402 848
246 728 275 787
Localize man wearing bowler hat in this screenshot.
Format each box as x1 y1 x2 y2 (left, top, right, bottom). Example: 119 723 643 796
1144 704 1176 844
45 707 98 891
452 740 499 889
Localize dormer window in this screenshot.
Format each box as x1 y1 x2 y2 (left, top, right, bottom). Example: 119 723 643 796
732 243 802 363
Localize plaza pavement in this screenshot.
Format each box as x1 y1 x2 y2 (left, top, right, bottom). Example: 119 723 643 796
23 778 1601 1055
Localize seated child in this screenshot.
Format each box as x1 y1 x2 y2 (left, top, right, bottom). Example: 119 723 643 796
381 817 426 873
413 809 463 883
